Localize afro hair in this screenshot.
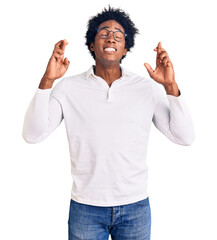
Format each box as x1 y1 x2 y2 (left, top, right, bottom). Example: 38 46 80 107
85 6 139 61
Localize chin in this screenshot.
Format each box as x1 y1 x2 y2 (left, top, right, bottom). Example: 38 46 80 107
102 57 121 64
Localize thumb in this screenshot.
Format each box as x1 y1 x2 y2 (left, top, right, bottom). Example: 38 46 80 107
144 63 154 78
63 57 70 70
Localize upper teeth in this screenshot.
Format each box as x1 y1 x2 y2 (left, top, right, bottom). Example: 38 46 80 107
104 48 116 52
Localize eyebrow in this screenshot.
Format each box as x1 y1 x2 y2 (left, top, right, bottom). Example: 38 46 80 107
101 26 124 32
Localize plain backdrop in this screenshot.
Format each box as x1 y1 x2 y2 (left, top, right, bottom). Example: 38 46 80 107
1 0 216 239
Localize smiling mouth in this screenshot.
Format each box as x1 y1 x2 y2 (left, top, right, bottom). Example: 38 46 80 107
104 47 117 52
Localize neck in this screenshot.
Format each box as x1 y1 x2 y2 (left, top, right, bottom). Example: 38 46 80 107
94 60 122 86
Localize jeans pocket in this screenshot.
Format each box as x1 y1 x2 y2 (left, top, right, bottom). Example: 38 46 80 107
134 197 149 206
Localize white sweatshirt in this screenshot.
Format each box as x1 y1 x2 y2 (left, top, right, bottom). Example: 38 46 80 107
22 65 194 207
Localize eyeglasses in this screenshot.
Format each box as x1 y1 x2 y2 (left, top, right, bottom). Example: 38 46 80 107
96 28 127 42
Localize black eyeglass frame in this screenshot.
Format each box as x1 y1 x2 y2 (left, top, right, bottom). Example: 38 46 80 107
96 27 127 42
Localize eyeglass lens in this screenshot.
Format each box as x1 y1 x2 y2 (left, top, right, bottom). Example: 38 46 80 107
98 29 125 41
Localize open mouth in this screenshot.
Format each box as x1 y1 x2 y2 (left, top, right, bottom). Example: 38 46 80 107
103 47 117 52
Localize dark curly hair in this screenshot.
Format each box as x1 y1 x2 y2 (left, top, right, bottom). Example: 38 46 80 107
85 6 139 61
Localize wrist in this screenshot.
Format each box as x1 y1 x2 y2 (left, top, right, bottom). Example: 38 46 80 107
39 75 55 89
163 81 180 97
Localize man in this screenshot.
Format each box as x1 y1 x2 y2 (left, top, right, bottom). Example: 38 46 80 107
22 6 194 240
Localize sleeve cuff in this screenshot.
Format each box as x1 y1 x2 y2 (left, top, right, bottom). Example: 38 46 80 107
167 89 181 98
36 88 52 94
167 90 185 106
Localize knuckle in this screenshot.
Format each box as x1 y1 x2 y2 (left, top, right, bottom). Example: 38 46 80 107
55 42 61 48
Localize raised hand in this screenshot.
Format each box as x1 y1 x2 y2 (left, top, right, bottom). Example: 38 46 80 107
144 42 179 96
39 39 70 89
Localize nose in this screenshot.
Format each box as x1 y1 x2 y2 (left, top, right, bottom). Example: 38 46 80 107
106 32 116 43
106 38 116 44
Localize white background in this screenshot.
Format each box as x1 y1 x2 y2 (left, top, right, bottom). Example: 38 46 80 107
1 0 216 239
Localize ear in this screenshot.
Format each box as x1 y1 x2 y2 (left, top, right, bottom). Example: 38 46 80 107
123 47 127 56
90 42 94 51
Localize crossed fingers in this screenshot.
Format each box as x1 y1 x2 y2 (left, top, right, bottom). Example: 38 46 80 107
154 42 171 67
53 39 68 62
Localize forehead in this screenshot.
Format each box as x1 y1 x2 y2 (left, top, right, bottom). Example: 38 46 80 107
98 20 124 32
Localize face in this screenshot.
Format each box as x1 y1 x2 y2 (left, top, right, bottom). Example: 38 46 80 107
90 20 127 64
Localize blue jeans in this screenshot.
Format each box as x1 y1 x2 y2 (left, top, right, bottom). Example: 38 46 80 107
68 197 151 240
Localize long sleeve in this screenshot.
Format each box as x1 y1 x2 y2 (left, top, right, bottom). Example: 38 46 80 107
22 84 64 144
152 84 195 146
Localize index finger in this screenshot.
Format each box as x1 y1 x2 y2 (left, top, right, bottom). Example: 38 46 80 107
154 41 164 54
59 39 68 51
55 39 68 51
